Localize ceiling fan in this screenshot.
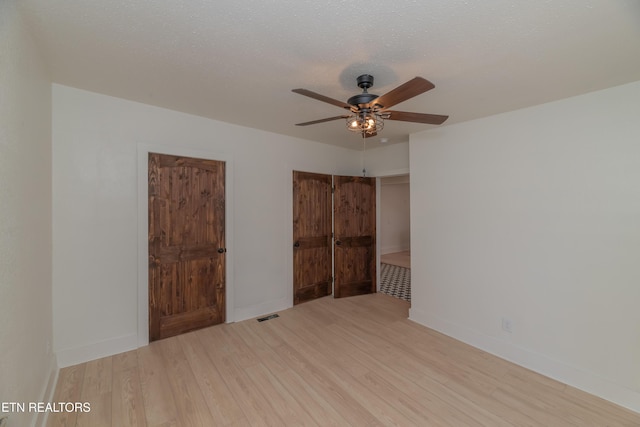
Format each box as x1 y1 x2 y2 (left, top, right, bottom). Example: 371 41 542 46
292 74 448 138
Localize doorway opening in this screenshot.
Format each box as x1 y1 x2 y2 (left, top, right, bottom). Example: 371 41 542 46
379 174 411 302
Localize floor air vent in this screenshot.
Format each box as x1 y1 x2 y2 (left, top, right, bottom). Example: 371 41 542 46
257 314 279 322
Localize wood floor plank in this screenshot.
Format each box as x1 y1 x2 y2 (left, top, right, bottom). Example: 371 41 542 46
380 250 411 268
238 320 351 426
316 315 505 426
326 322 512 427
177 333 247 426
562 384 640 426
244 362 319 426
273 340 385 427
75 357 113 427
47 363 86 427
112 351 147 427
279 306 462 426
137 344 179 426
47 293 640 426
195 324 287 426
113 350 140 372
155 336 217 426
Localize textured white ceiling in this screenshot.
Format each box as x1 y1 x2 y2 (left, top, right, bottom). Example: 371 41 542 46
19 0 640 149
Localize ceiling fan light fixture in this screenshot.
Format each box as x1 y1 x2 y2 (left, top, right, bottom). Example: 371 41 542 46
346 111 384 134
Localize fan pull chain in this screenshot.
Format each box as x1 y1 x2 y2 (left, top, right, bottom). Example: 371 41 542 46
362 130 367 177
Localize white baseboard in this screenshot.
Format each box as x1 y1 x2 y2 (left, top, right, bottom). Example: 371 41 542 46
409 307 640 414
381 246 410 255
55 333 138 368
56 298 290 368
232 297 291 323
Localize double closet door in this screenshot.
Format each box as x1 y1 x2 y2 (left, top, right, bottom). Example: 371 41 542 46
293 171 376 305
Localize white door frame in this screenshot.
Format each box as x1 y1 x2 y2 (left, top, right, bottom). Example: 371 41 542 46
137 143 235 347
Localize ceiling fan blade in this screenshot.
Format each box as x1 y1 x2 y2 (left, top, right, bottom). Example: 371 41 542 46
295 115 350 126
372 77 435 110
292 89 352 110
385 110 449 125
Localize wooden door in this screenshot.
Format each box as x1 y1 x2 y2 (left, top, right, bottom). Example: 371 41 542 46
334 175 376 298
148 153 226 341
292 171 332 304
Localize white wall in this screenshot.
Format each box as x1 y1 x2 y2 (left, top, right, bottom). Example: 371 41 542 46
52 85 362 366
380 181 411 254
363 141 410 176
0 2 56 426
409 81 640 412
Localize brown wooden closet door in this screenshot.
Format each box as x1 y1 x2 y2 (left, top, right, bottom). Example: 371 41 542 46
148 153 226 341
292 171 332 304
334 175 376 298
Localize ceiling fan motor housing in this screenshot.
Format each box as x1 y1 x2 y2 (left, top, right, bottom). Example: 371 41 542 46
356 74 374 90
348 74 379 107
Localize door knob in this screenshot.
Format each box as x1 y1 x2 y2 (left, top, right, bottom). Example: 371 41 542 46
335 240 342 246
217 248 226 253
293 242 300 248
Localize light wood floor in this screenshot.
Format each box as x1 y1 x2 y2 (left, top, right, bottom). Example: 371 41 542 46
381 250 411 269
48 294 640 426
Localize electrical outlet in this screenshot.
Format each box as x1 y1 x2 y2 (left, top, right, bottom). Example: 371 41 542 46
502 317 513 333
